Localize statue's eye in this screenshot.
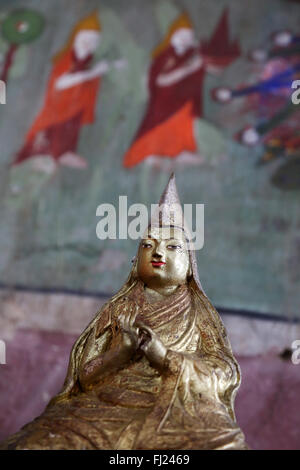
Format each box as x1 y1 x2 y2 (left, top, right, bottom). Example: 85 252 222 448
167 244 181 250
142 242 152 249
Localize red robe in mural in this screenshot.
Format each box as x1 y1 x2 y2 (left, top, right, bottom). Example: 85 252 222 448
123 10 240 168
12 49 100 165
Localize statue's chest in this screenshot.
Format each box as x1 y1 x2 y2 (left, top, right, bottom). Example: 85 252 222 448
140 306 199 352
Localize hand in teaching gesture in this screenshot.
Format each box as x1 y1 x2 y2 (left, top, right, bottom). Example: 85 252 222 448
135 321 167 370
118 303 141 354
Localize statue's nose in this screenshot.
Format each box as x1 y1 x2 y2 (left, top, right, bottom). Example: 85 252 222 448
153 244 164 258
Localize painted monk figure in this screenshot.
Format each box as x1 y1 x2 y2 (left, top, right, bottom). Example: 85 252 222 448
0 174 248 450
123 10 240 169
12 12 125 172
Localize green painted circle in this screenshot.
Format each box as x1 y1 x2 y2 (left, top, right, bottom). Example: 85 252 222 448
1 9 45 45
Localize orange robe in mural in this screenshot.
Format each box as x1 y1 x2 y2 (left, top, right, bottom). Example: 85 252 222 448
123 10 240 168
13 49 100 165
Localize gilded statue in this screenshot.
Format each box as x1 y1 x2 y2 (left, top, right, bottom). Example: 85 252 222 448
1 174 248 450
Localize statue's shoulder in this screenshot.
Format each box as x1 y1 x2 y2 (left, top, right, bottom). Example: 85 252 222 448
93 283 140 330
111 294 137 320
91 301 113 336
93 294 131 329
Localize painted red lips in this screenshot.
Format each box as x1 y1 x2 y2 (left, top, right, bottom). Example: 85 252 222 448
151 261 166 267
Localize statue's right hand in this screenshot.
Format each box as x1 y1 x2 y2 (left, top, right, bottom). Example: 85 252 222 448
118 304 140 352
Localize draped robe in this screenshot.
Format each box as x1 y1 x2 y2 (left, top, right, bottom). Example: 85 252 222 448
1 280 247 450
13 50 100 165
123 11 240 168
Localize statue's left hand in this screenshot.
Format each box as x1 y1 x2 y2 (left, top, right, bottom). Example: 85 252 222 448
135 322 167 370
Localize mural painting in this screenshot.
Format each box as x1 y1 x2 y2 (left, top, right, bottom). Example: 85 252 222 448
0 0 299 320
123 9 240 170
212 28 300 189
12 11 125 173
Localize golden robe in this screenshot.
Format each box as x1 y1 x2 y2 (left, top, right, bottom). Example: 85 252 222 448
1 279 247 450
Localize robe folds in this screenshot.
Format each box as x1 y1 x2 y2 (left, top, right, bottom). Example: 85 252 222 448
1 280 248 450
123 14 240 169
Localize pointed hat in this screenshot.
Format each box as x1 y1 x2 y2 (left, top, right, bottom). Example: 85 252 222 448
149 172 186 230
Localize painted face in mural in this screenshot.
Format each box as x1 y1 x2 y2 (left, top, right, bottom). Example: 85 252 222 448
170 27 196 55
272 30 292 47
137 227 190 290
74 30 101 60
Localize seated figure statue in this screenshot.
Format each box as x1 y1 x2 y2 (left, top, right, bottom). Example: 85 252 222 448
1 174 248 450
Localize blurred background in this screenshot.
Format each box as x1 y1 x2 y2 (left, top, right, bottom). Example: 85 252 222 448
0 0 299 449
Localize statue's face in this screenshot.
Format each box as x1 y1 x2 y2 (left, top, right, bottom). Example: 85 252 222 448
74 30 100 60
137 227 190 290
